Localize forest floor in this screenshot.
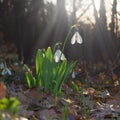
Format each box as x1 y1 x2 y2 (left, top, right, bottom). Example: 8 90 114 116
0 43 120 120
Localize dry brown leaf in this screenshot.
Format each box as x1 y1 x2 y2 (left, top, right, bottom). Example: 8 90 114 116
17 87 43 107
112 73 118 80
99 72 105 80
39 109 58 120
59 98 75 106
0 81 7 99
2 113 28 120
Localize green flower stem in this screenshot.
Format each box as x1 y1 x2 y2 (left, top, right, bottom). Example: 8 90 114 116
54 25 76 97
61 27 72 53
60 24 77 60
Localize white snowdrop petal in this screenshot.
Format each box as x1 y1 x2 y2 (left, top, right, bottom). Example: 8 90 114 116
71 32 83 45
71 33 76 45
6 68 12 75
54 49 66 62
0 63 5 69
101 89 110 99
76 32 83 44
1 68 12 76
54 49 61 63
1 69 6 75
61 53 66 61
72 71 76 79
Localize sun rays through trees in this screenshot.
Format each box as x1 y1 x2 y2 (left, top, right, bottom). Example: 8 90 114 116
0 0 120 63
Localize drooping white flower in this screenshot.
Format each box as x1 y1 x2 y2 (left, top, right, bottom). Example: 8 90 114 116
1 68 12 76
101 89 110 99
71 31 83 45
71 71 76 79
0 63 5 69
54 49 66 63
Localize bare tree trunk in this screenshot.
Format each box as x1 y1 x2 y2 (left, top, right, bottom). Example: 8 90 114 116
111 0 117 39
72 0 77 24
92 0 112 61
92 0 116 61
92 0 99 23
99 0 107 30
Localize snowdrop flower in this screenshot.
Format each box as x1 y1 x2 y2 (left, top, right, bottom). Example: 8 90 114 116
71 71 76 79
1 67 12 76
71 31 83 45
0 63 5 69
54 49 66 63
101 89 110 99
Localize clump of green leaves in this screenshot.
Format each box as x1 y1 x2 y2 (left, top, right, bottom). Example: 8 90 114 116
0 97 20 116
25 47 76 96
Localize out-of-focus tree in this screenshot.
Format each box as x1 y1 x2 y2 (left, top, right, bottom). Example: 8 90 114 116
72 0 77 24
12 0 46 63
99 0 107 30
91 0 117 61
52 0 68 45
110 0 117 39
0 0 119 63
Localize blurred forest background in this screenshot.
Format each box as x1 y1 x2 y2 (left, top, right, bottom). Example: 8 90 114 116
0 0 120 64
